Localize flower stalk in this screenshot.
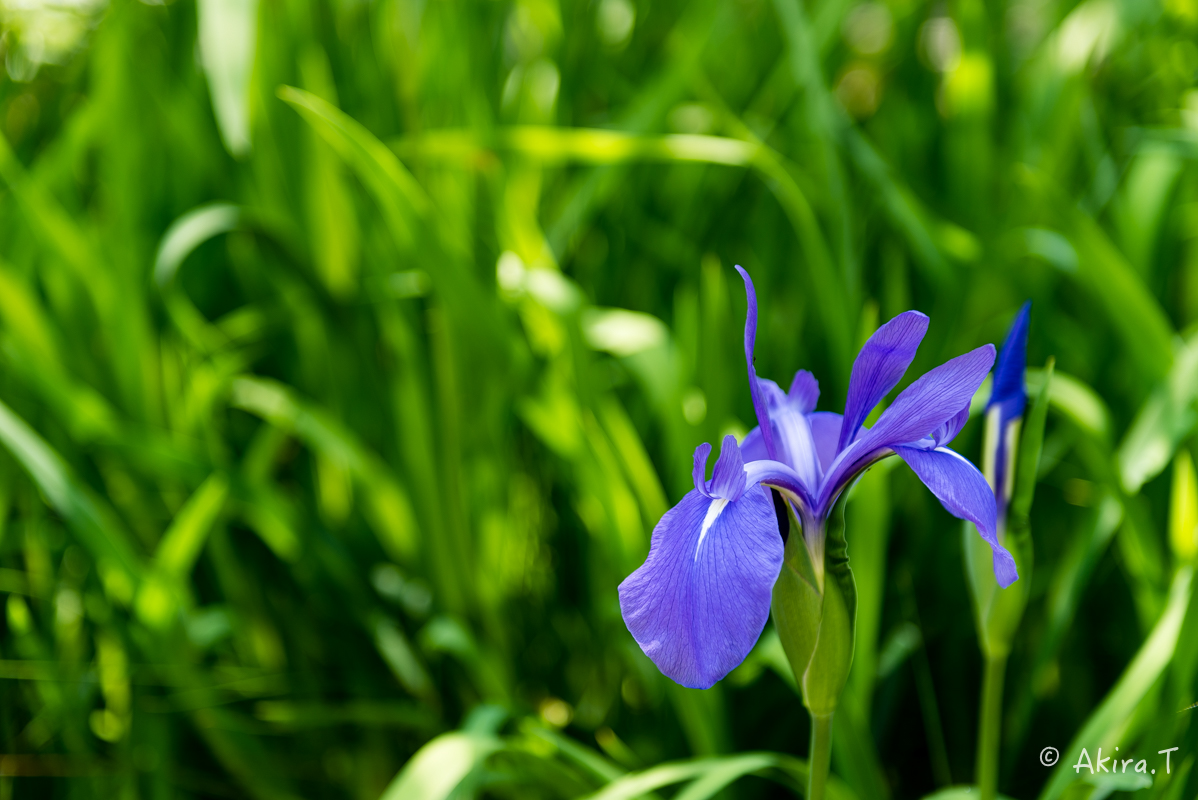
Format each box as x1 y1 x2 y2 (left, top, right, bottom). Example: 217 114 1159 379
808 712 834 800
964 305 1052 800
976 652 1007 800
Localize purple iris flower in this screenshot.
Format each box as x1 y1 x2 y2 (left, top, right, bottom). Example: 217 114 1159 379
982 302 1031 530
618 267 1018 689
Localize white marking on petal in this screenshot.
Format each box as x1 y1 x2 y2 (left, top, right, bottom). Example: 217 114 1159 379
774 407 822 492
695 498 730 561
934 446 973 463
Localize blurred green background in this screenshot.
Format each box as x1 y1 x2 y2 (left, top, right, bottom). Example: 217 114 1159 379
0 0 1196 797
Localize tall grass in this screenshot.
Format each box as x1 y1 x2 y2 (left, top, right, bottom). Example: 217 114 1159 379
0 0 1195 797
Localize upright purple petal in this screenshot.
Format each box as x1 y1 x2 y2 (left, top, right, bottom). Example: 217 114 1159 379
989 302 1031 416
893 445 1018 587
739 415 822 496
735 266 780 462
854 345 995 455
819 345 996 509
837 311 930 453
788 370 820 413
692 442 714 497
709 435 747 501
753 383 823 491
739 427 768 463
618 485 783 688
808 412 843 473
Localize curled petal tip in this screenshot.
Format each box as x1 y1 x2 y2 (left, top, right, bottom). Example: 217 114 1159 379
735 266 781 461
993 549 1019 588
710 435 747 501
692 442 714 497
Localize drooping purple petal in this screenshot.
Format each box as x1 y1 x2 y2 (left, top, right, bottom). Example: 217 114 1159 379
819 344 996 509
735 266 781 462
693 442 714 497
709 435 747 501
808 412 843 473
893 444 1018 587
788 370 819 413
989 302 1030 417
837 311 930 453
618 484 783 688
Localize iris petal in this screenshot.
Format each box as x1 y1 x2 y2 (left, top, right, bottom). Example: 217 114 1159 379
770 401 823 491
709 434 747 501
743 459 816 513
866 345 995 448
735 266 781 462
618 484 783 688
933 404 971 448
740 427 768 463
819 344 995 509
692 442 714 497
837 311 929 453
788 370 819 413
893 445 1017 587
989 302 1030 414
988 302 1031 520
808 412 843 473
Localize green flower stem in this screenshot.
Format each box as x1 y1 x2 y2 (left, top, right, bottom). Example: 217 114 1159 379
977 653 1007 800
808 712 834 800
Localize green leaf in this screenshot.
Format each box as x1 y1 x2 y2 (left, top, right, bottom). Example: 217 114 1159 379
155 472 229 577
1170 450 1198 562
0 397 144 601
153 203 241 288
1027 368 1111 442
378 731 502 800
230 377 419 562
582 751 859 800
1038 567 1194 800
1020 169 1175 383
921 787 1016 800
1008 492 1122 743
278 86 428 245
1011 358 1054 524
1119 333 1198 493
197 0 258 157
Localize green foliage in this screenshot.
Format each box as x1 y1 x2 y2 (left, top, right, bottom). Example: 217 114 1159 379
0 0 1196 797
